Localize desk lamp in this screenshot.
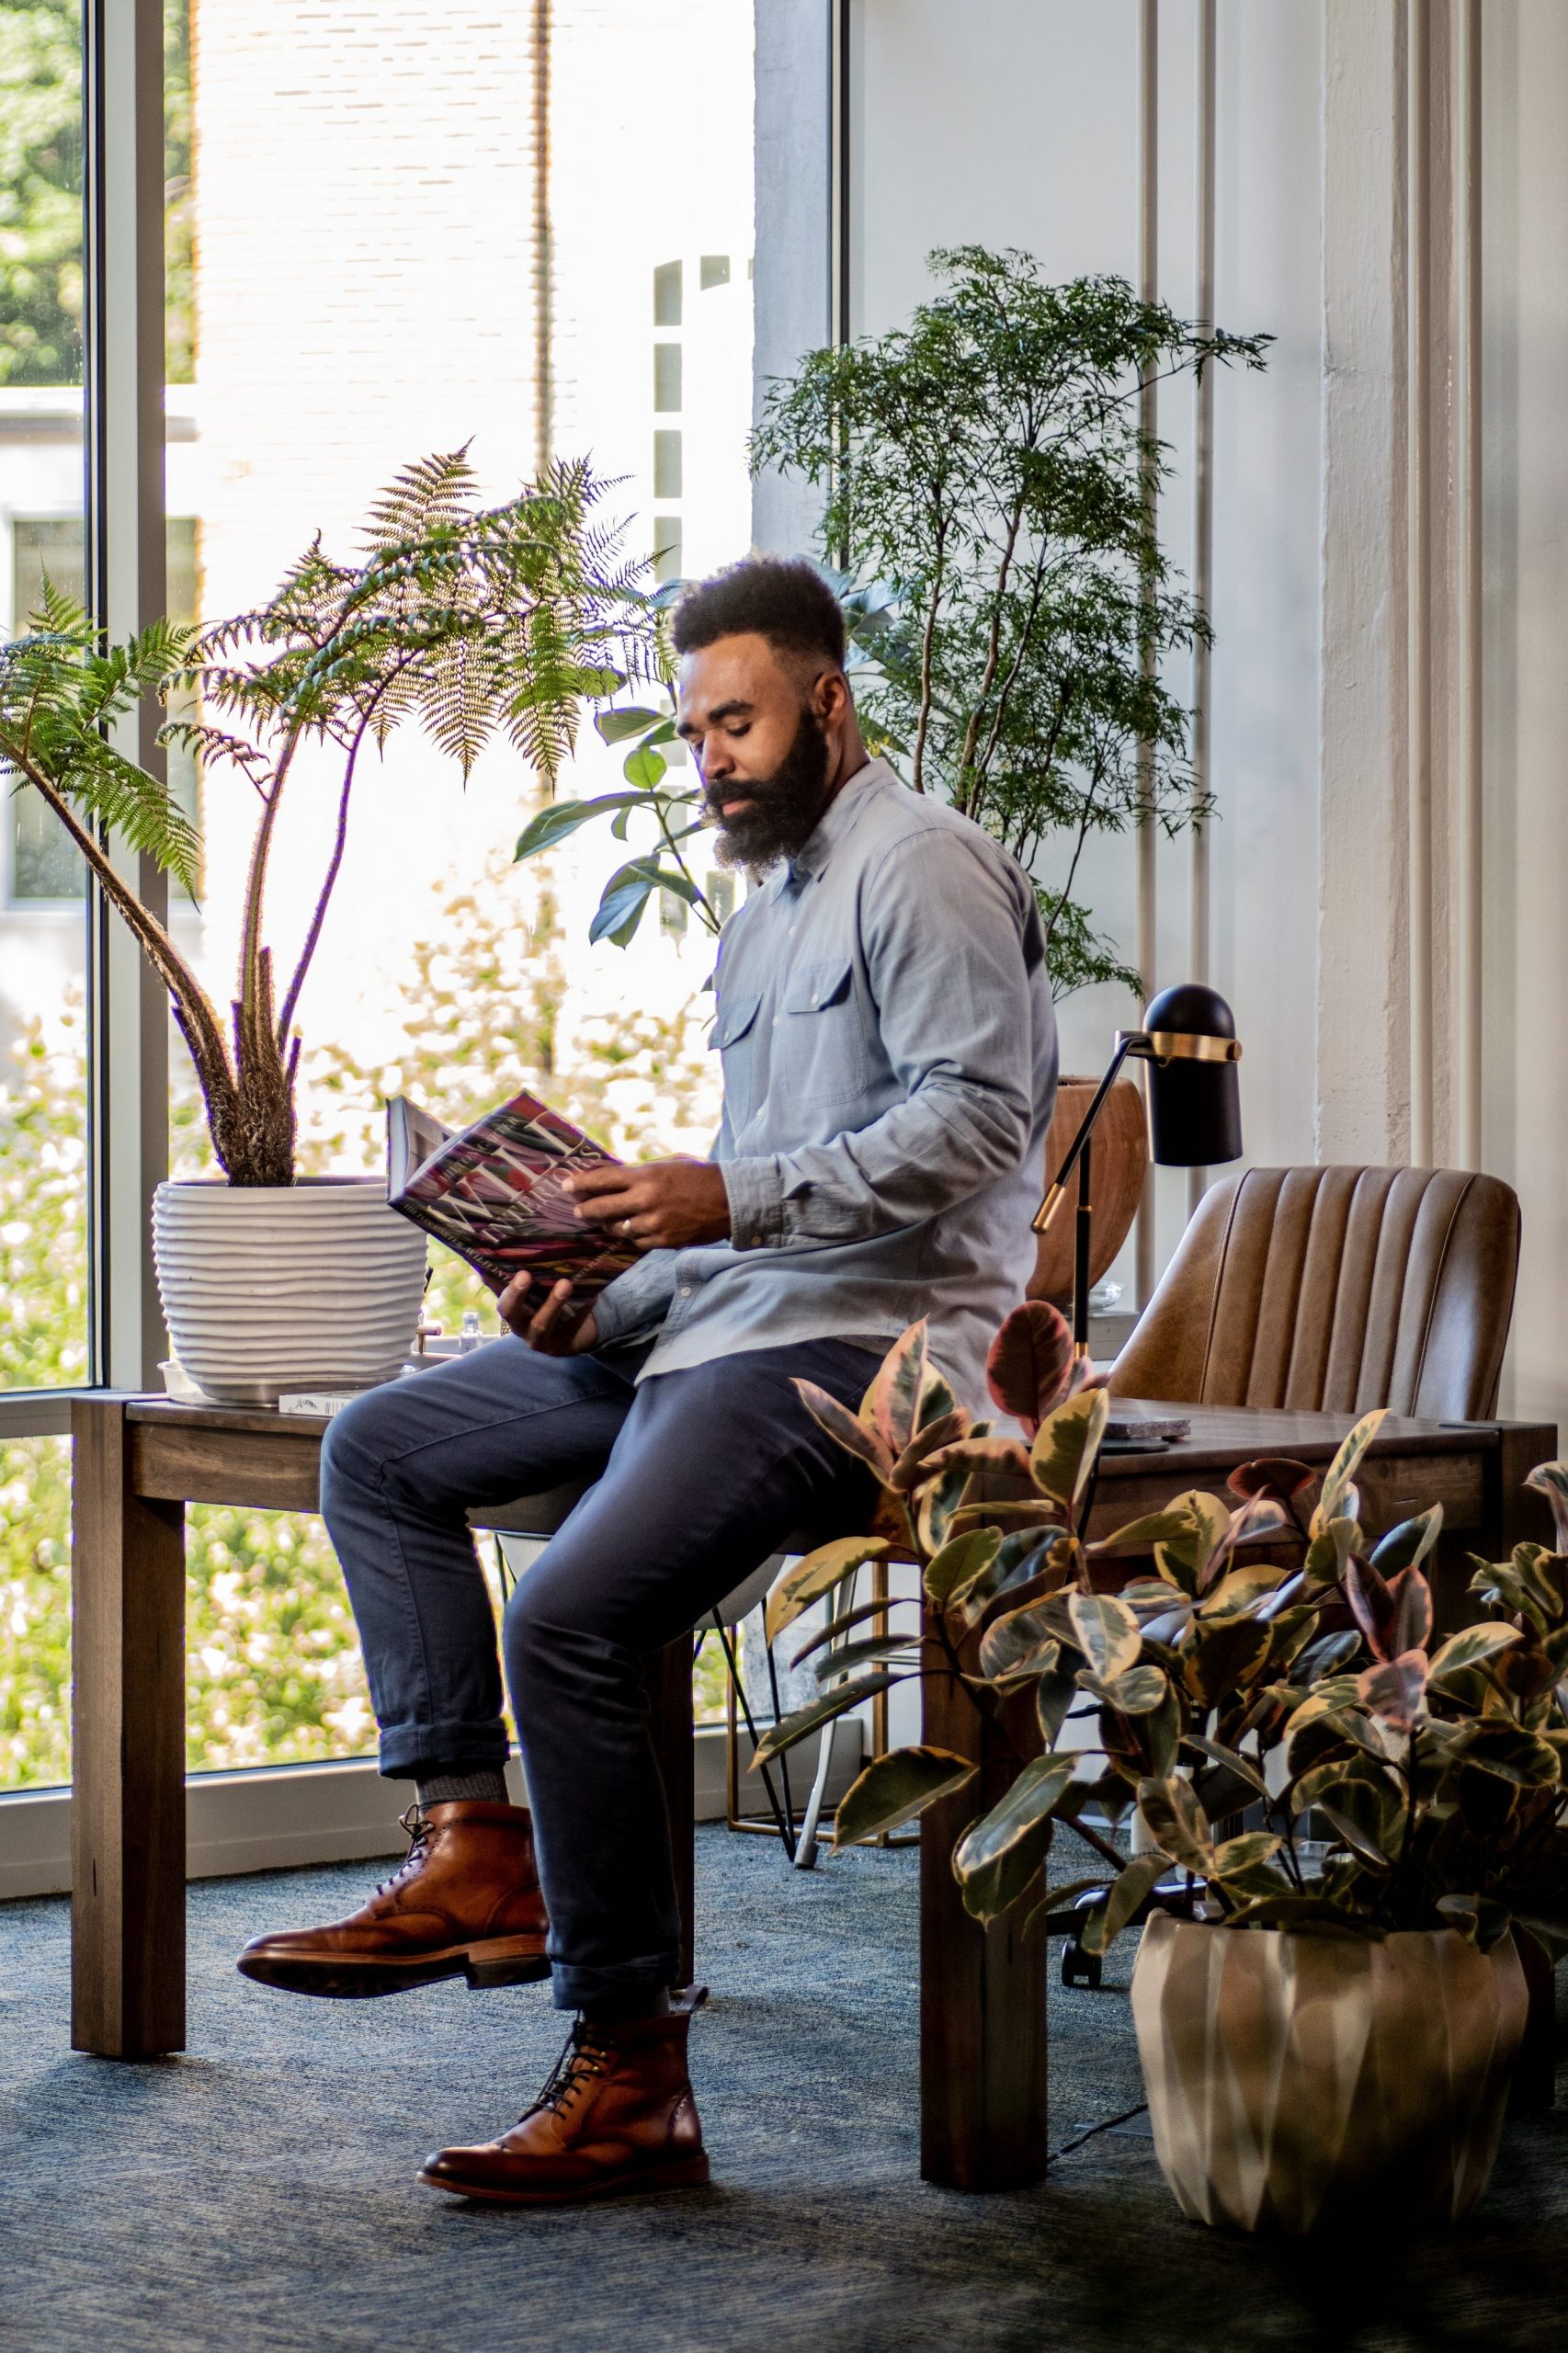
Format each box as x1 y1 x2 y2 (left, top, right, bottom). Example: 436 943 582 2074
1034 983 1244 1357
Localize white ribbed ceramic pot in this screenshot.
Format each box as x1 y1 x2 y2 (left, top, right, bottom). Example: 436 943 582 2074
153 1178 428 1406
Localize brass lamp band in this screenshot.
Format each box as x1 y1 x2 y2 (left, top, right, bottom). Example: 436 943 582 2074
1118 1028 1243 1066
1031 1179 1067 1235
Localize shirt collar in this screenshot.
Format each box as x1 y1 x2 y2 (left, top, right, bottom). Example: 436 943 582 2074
768 756 892 900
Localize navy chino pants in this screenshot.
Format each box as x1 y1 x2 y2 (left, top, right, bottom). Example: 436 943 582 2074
318 1334 881 2008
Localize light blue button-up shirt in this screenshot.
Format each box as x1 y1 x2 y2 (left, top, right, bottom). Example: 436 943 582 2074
591 756 1059 1408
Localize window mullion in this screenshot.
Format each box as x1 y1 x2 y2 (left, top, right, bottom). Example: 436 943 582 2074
84 0 171 1393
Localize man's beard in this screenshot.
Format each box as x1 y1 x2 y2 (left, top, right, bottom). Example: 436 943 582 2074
704 706 833 871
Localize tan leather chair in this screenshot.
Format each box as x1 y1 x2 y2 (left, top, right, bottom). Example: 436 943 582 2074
1110 1165 1520 1421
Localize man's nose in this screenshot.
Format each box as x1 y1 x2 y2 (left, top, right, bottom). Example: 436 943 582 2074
697 733 733 779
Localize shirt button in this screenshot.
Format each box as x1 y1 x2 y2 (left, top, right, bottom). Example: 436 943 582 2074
679 1285 693 1299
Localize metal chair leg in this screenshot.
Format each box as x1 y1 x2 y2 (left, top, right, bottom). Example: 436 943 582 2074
792 1725 837 1870
714 1610 796 1858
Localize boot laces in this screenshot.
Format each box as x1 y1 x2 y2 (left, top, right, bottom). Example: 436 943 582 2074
375 1804 433 1895
522 2019 615 2125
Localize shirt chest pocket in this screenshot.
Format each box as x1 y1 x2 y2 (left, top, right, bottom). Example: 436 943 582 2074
710 987 764 1126
778 956 869 1107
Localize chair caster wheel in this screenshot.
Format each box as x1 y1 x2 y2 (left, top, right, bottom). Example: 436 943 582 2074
1062 1941 1102 1990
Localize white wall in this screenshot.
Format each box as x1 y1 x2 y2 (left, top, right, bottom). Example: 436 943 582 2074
1485 1 1568 1431
810 0 1568 1440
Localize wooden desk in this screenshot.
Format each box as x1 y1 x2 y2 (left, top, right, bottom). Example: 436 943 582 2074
70 1394 1555 2195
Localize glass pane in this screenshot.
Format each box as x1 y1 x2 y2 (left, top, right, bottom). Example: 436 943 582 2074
159 0 753 1770
0 1438 72 1789
0 0 91 1413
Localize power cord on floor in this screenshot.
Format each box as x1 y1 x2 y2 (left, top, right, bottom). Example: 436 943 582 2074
1046 2101 1149 2166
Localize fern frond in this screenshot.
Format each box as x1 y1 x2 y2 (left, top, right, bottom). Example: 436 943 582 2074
361 447 477 555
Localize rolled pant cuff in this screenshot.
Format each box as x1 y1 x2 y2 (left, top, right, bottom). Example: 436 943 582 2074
377 1720 511 1779
551 1951 680 2012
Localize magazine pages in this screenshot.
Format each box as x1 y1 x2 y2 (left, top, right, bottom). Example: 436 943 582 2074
386 1091 639 1302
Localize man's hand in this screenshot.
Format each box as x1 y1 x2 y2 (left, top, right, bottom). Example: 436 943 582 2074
497 1273 599 1355
566 1155 732 1251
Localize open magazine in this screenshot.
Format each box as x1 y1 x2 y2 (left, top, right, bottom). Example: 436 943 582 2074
386 1090 639 1304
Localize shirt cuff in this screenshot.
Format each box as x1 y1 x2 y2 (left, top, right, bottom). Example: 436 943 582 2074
721 1155 787 1250
591 1250 676 1345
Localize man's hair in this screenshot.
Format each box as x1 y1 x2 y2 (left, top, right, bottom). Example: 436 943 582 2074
670 556 847 674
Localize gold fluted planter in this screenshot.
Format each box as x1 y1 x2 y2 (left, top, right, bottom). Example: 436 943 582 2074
1131 1914 1528 2234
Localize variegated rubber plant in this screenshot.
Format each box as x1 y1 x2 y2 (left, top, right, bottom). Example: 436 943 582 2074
755 1300 1568 1964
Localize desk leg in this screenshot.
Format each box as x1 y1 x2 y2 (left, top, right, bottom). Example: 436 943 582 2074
1491 1423 1560 1557
920 1626 1048 2188
71 1400 187 2059
647 1636 695 1987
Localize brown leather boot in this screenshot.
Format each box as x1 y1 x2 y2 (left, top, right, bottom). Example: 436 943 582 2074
418 1995 710 2205
235 1802 549 1998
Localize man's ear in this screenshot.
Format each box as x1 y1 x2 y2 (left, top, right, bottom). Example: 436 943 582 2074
812 666 851 727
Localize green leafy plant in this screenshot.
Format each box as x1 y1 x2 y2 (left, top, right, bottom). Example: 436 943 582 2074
760 1300 1568 1962
753 247 1271 995
0 449 652 1184
512 577 894 949
512 668 721 949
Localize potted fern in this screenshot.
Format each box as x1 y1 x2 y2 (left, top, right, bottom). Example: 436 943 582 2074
0 450 647 1402
758 1304 1567 2233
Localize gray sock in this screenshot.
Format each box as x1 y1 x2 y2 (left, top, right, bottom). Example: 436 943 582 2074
415 1767 511 1809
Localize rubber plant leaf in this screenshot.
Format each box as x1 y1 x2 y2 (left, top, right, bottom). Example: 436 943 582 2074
1525 1461 1568 1552
952 1751 1077 1876
861 1322 928 1457
750 1669 899 1767
1135 1774 1215 1874
1312 1408 1389 1534
831 1745 977 1847
1066 1590 1141 1680
1427 1622 1523 1688
1080 1852 1168 1956
791 1379 895 1483
924 1527 1003 1609
765 1537 892 1644
889 1409 969 1491
1369 1506 1444 1578
984 1298 1074 1439
1029 1386 1110 1512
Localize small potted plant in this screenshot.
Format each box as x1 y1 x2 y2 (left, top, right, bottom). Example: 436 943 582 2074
758 1301 1568 2234
0 450 648 1402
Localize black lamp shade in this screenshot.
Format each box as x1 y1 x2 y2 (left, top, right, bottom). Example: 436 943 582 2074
1142 983 1243 1168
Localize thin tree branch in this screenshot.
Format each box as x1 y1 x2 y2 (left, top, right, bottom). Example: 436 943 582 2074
912 514 949 794
5 744 231 1087
956 491 1028 792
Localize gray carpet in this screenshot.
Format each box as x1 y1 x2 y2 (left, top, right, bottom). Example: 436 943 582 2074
2 1826 1566 2353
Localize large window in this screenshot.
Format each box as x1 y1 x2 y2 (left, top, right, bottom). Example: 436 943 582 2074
0 0 758 1790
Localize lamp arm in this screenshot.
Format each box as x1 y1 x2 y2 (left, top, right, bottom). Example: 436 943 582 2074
1031 1034 1141 1236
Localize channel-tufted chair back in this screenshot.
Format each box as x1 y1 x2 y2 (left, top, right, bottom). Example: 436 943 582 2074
1109 1165 1520 1422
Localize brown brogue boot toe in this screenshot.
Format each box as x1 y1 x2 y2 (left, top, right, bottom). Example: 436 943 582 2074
419 1996 710 2205
236 1801 549 1999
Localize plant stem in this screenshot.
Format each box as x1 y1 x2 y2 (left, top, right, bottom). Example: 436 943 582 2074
237 722 301 1025
911 517 949 793
6 742 233 1106
277 688 393 1044
650 792 719 932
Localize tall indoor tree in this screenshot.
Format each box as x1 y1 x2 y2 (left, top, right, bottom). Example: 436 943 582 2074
753 246 1270 995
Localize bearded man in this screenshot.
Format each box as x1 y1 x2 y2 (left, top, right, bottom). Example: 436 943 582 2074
235 557 1058 2205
